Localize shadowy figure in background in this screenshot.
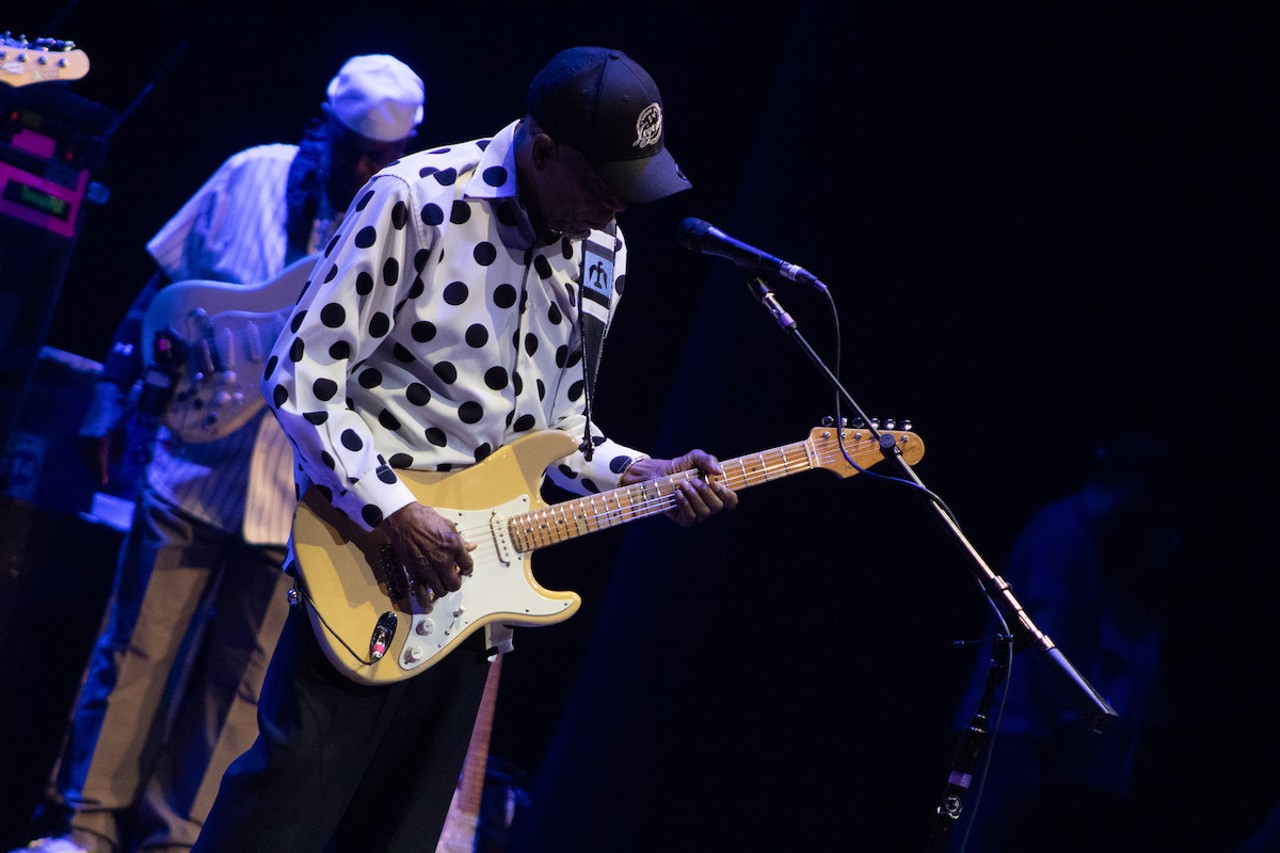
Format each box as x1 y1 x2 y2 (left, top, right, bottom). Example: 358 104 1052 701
955 429 1183 852
12 56 425 853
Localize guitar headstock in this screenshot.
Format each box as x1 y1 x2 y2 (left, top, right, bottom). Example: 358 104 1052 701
1 34 89 88
807 421 924 478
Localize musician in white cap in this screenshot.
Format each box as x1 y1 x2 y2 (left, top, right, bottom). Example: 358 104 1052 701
12 55 425 853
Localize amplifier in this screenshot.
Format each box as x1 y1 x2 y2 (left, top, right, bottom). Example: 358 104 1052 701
0 72 112 239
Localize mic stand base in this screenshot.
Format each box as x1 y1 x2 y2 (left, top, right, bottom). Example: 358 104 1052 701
742 273 1119 848
925 636 1011 852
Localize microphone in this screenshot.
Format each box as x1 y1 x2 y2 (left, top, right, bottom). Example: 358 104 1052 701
677 218 826 291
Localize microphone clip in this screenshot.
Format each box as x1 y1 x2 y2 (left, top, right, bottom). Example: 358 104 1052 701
748 277 797 331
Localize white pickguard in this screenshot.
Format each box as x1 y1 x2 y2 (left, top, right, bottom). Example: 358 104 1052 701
392 494 574 674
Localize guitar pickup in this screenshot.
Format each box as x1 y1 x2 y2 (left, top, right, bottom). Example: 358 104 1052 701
490 511 517 564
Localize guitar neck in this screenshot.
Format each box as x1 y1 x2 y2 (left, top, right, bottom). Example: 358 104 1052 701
507 438 816 552
457 655 501 816
0 38 89 88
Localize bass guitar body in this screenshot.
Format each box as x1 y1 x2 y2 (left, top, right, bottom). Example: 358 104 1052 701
141 255 317 442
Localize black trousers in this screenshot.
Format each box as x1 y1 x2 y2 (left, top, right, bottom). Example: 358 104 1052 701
192 604 492 853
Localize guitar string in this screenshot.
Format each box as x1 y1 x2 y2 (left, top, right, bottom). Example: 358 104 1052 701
540 443 868 529
472 444 859 542
328 442 896 665
445 442 881 550
500 455 795 544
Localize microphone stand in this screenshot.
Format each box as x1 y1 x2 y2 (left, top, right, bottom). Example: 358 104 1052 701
742 275 1119 847
927 635 1010 850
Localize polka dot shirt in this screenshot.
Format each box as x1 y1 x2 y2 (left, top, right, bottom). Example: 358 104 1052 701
262 121 644 531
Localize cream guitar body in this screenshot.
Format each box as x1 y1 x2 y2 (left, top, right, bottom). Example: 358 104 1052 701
293 426 925 686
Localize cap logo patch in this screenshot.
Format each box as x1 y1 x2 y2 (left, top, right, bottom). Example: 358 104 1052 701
633 103 663 150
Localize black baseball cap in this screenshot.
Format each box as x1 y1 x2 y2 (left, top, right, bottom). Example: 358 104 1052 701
527 47 691 204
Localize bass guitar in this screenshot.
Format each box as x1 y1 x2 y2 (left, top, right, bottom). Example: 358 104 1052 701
140 254 317 442
293 425 924 685
1 35 88 87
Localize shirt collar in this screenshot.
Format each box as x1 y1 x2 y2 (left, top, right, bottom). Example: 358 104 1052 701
463 120 520 201
463 120 614 253
464 120 543 250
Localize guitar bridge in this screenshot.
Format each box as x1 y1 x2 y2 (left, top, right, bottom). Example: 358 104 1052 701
377 543 416 605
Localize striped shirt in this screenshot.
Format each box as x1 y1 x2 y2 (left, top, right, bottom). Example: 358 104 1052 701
145 144 317 545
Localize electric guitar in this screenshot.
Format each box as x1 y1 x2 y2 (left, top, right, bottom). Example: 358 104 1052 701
140 254 318 443
435 655 502 853
292 425 925 685
1 35 89 87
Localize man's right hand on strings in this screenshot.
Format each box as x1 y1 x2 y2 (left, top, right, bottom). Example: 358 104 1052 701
381 502 477 598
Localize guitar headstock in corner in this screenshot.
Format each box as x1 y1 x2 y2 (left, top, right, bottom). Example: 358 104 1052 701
808 421 925 478
1 34 89 88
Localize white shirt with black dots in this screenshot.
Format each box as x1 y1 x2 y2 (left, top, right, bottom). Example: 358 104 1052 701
262 121 645 531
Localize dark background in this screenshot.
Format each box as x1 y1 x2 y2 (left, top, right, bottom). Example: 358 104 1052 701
3 1 1277 850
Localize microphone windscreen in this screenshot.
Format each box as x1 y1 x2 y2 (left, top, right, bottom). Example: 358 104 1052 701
676 217 711 250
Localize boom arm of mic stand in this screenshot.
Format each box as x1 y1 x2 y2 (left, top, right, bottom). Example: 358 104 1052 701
744 276 1119 734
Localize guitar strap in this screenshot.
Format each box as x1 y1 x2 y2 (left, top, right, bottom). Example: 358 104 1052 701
284 125 336 265
486 229 613 656
577 222 616 461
